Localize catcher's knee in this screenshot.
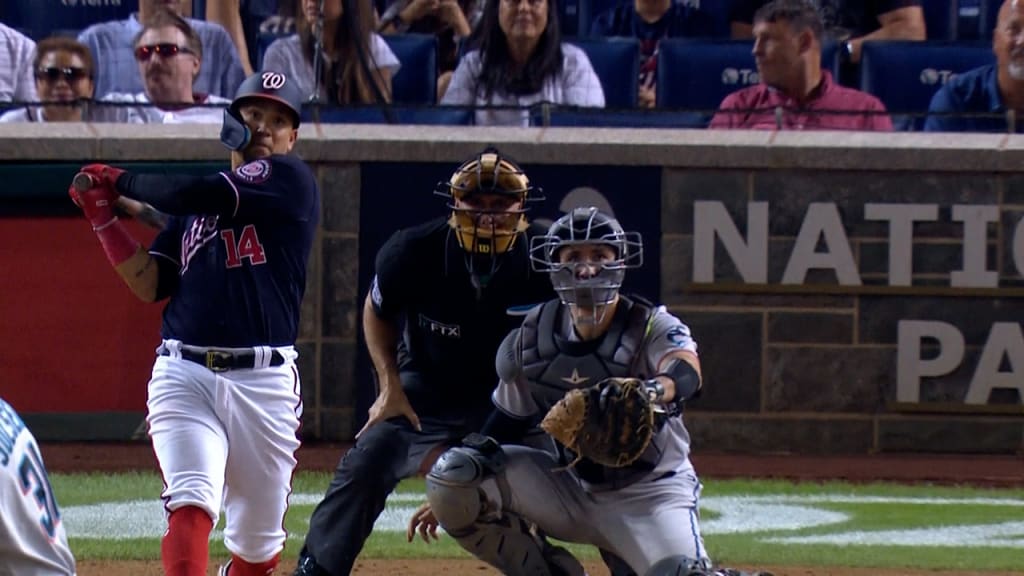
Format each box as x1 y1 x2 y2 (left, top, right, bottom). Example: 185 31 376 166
645 555 711 576
425 435 506 532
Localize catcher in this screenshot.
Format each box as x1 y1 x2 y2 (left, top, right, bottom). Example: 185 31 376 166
412 207 716 576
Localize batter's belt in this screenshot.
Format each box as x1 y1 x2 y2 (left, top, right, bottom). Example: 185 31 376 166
161 346 286 372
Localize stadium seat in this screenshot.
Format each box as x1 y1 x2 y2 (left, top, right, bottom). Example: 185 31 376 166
700 0 736 38
561 0 586 37
578 0 628 37
859 40 995 131
303 105 473 125
569 37 640 108
923 0 958 41
655 38 840 127
255 31 288 71
957 0 983 40
980 0 1000 38
382 33 439 105
5 0 137 40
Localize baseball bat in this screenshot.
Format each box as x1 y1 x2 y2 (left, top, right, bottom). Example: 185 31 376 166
72 171 167 229
72 172 95 192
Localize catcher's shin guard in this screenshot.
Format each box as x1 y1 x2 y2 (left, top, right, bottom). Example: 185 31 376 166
426 440 585 576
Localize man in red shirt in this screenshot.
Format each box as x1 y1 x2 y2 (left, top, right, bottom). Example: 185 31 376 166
710 0 892 131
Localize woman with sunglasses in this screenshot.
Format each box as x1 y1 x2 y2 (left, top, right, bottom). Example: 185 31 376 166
0 36 95 123
262 0 399 105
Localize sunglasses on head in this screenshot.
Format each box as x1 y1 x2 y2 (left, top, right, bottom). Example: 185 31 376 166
134 43 194 61
36 67 90 82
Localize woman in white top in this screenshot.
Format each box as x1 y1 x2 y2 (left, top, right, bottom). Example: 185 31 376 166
262 0 401 105
441 0 604 126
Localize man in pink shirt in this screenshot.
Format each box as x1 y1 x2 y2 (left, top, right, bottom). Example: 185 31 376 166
710 0 892 131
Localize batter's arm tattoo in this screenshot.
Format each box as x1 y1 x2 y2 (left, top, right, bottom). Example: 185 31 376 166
114 197 169 230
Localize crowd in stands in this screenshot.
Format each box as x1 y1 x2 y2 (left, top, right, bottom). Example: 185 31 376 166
0 0 1022 131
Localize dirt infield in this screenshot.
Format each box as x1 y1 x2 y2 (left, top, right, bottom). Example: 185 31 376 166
50 442 1024 576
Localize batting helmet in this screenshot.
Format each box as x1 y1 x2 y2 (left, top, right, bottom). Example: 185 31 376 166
433 147 541 256
220 71 304 151
529 207 643 311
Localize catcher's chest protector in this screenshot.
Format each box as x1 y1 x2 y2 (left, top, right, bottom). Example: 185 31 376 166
519 297 667 488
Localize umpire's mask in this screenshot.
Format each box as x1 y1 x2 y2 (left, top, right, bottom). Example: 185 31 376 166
434 147 541 285
530 207 643 322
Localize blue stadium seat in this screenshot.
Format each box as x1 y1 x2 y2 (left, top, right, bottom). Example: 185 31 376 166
859 41 994 131
980 0 1000 38
656 39 840 126
957 0 983 40
561 0 587 36
382 33 438 105
255 31 289 71
303 105 473 125
569 37 640 108
923 0 958 41
6 0 137 40
578 0 628 37
700 0 736 38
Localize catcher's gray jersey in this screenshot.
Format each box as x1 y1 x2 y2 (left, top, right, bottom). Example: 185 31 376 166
0 398 76 576
494 296 697 490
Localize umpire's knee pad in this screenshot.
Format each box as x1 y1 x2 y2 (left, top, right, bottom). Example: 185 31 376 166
645 555 711 576
425 436 506 532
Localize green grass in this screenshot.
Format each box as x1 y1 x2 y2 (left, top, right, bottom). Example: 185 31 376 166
53 473 1024 571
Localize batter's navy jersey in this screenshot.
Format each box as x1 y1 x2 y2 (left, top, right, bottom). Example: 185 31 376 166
149 154 319 347
369 219 555 420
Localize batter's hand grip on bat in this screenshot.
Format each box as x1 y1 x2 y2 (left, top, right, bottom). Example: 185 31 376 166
73 172 96 191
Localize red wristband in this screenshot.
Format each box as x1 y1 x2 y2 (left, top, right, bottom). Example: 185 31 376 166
94 217 141 267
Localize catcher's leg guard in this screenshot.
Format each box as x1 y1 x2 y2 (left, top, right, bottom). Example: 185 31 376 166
426 438 586 576
644 555 712 576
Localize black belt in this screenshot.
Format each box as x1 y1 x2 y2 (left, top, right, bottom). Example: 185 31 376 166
163 347 286 372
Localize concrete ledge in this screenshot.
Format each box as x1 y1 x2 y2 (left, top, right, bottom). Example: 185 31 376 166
1 124 1021 172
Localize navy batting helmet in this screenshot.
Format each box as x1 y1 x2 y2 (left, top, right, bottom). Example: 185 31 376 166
220 71 304 151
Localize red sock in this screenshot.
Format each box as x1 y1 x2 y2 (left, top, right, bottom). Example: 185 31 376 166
161 506 214 576
228 553 280 576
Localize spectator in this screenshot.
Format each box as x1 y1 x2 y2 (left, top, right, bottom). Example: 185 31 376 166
378 0 482 101
441 0 605 126
0 37 95 123
730 0 926 64
262 0 398 104
925 0 1022 133
589 0 713 108
0 22 38 105
205 0 301 74
95 10 230 123
78 0 246 98
710 0 892 130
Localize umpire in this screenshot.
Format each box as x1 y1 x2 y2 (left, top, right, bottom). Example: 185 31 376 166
293 147 555 576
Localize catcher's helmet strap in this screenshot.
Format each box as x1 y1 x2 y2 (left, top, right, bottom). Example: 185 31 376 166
220 107 250 151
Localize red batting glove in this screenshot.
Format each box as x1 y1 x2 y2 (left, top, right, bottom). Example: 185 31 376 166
80 164 127 190
69 182 119 230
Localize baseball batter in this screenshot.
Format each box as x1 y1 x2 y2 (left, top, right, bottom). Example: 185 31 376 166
416 207 716 576
68 71 317 576
293 148 556 576
0 398 77 576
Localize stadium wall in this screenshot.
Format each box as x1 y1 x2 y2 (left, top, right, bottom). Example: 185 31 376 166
1 123 1021 455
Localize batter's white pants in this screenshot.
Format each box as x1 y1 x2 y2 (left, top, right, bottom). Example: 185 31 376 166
146 340 302 563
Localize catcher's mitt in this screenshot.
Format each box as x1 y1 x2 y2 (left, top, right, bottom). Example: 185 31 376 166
539 377 656 469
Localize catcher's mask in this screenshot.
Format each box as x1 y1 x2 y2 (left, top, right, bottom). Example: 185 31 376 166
435 147 541 285
530 207 642 322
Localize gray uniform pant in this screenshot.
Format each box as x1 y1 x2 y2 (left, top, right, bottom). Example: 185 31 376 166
479 446 708 575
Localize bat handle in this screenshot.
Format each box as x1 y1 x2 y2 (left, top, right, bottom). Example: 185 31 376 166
72 172 96 192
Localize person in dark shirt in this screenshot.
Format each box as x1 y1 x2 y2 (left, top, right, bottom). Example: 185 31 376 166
925 0 1022 133
730 0 925 63
589 0 713 107
68 70 317 576
291 147 555 576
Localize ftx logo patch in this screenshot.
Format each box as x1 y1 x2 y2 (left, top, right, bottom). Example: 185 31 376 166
419 314 461 338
